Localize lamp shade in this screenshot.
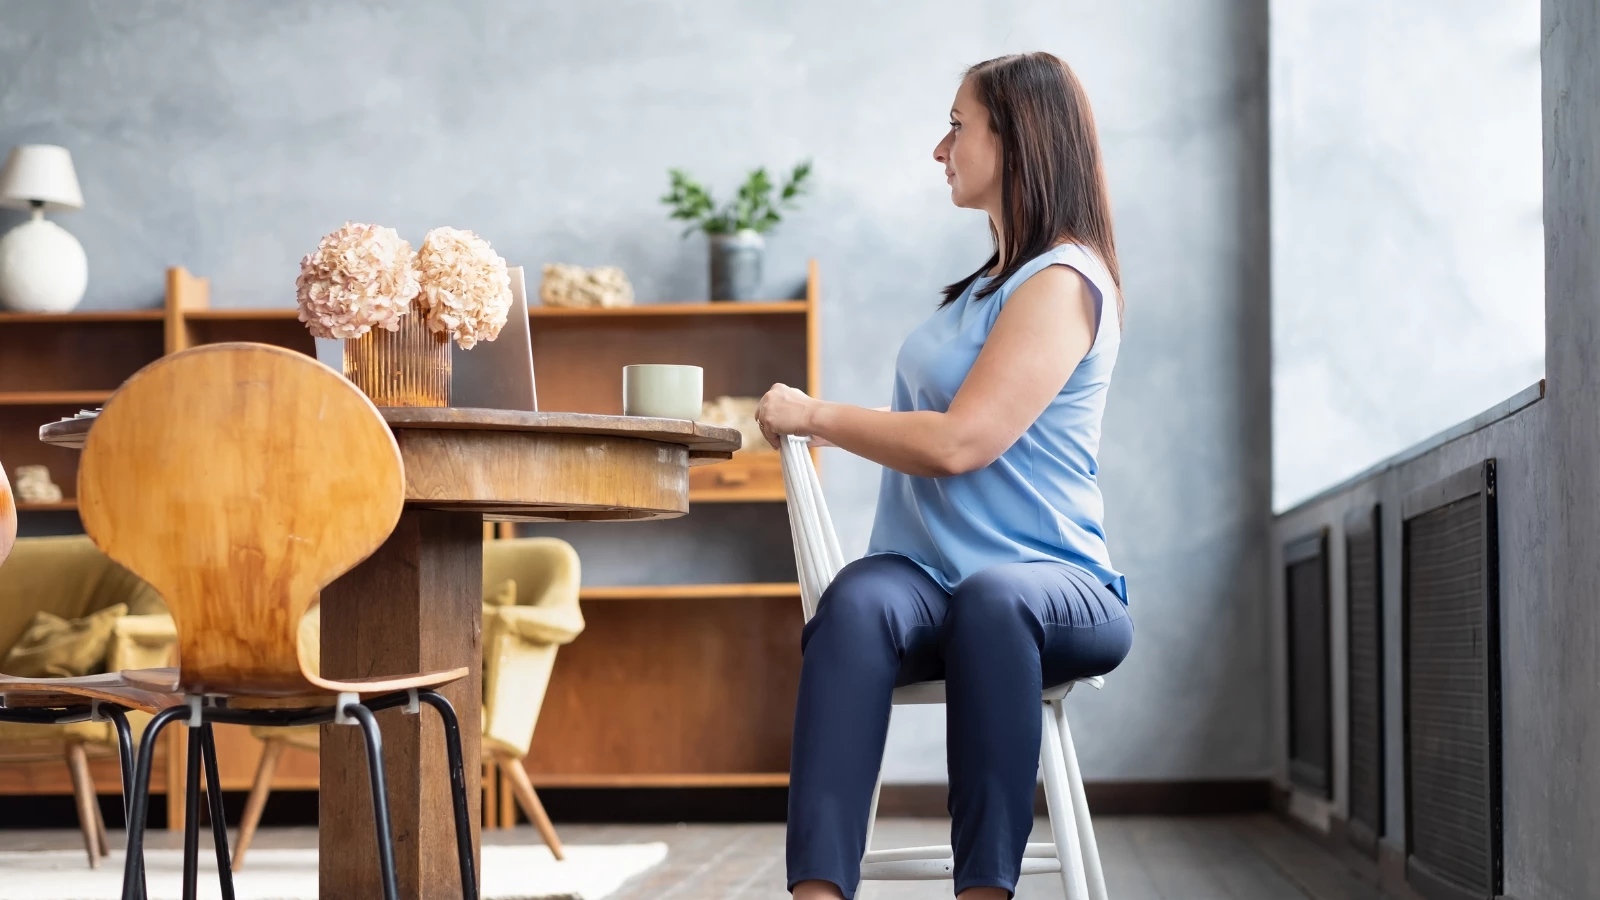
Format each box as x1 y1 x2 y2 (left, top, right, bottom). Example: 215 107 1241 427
0 145 83 212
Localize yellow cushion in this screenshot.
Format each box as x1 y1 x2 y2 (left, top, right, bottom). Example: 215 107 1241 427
1 603 128 678
0 536 165 654
485 579 516 608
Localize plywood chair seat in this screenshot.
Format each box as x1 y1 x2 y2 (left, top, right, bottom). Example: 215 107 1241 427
116 665 470 704
0 672 184 714
71 342 479 900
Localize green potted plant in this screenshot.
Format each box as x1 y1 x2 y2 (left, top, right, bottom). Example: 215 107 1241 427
661 161 811 301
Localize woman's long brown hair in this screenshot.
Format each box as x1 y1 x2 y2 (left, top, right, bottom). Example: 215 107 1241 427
942 52 1122 326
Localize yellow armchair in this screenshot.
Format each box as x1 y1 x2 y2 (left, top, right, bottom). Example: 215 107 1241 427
0 535 175 867
233 537 583 868
482 537 584 759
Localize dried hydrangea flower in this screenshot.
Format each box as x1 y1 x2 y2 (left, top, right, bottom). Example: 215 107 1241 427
415 226 512 349
295 222 420 339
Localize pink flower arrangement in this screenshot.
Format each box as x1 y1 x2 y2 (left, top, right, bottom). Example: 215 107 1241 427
297 223 512 349
414 226 513 349
295 223 420 340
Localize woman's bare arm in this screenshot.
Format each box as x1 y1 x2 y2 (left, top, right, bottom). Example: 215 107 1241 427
756 265 1097 476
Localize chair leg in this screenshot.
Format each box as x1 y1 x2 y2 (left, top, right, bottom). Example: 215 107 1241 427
863 768 884 856
1040 702 1089 900
481 759 498 831
1054 700 1108 900
344 702 401 900
496 750 563 861
166 726 187 834
416 690 481 898
181 726 203 900
107 708 148 900
200 724 236 900
233 736 284 870
94 790 110 858
498 760 515 830
66 741 102 868
121 706 186 900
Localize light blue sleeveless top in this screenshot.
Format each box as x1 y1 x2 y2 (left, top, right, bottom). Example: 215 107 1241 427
865 243 1126 602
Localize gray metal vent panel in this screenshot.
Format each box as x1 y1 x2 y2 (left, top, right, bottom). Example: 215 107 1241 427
1403 461 1500 900
1286 532 1331 797
1346 505 1383 852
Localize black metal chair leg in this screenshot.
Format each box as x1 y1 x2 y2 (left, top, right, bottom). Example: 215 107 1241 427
182 724 203 900
200 723 236 900
418 690 479 900
346 702 401 900
121 706 186 900
107 708 148 900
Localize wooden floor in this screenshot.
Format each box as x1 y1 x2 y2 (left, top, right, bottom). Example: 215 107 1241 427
0 815 1388 900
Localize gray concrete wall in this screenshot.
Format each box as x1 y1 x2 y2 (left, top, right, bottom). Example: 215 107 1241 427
1269 0 1544 512
1530 0 1600 895
0 0 1273 783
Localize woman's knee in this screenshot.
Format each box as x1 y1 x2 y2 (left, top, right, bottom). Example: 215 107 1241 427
944 565 1040 639
803 556 926 650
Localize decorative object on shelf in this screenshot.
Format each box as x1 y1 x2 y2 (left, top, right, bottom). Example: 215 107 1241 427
538 263 634 309
12 464 63 503
296 223 511 407
661 160 811 301
0 145 87 313
700 395 768 454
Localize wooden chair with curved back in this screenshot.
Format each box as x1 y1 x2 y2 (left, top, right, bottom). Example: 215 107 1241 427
62 342 475 900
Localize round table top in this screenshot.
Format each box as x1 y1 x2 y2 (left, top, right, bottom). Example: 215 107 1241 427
40 406 741 451
42 407 744 522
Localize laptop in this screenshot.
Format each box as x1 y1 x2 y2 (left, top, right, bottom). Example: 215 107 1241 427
451 265 538 411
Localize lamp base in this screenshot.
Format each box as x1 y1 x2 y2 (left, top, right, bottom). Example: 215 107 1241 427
0 213 87 313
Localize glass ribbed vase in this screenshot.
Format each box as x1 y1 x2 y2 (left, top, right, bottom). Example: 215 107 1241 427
343 312 451 407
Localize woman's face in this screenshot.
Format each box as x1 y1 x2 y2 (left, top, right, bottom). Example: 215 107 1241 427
934 77 1001 212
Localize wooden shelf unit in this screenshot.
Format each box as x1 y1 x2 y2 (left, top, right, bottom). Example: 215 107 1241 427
0 261 820 799
515 263 817 790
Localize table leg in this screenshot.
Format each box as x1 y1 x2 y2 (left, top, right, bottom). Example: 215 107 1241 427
320 509 483 900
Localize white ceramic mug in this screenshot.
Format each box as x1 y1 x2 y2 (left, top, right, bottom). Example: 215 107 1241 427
622 364 703 420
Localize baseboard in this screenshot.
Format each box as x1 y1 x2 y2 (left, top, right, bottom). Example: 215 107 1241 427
878 779 1272 818
0 779 1274 831
0 789 321 830
538 787 789 823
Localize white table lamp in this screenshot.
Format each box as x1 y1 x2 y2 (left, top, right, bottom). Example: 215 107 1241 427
0 145 87 313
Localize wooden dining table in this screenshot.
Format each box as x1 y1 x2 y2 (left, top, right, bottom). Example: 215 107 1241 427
42 407 742 900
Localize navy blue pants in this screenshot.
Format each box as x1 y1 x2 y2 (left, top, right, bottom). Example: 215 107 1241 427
786 553 1133 898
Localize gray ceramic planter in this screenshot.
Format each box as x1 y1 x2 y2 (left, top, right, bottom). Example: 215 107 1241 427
709 229 764 301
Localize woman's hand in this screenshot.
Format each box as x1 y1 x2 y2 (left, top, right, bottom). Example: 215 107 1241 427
754 382 822 449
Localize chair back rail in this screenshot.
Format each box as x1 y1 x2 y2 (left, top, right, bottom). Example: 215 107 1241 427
77 342 404 696
780 435 845 622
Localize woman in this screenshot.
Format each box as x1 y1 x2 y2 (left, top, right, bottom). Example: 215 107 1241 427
754 51 1134 900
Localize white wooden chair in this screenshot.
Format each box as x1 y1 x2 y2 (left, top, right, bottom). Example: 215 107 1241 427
780 436 1110 899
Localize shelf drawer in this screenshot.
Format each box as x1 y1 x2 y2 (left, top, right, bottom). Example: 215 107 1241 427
689 452 786 502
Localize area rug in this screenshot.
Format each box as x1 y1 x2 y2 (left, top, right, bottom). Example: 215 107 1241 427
0 843 668 900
